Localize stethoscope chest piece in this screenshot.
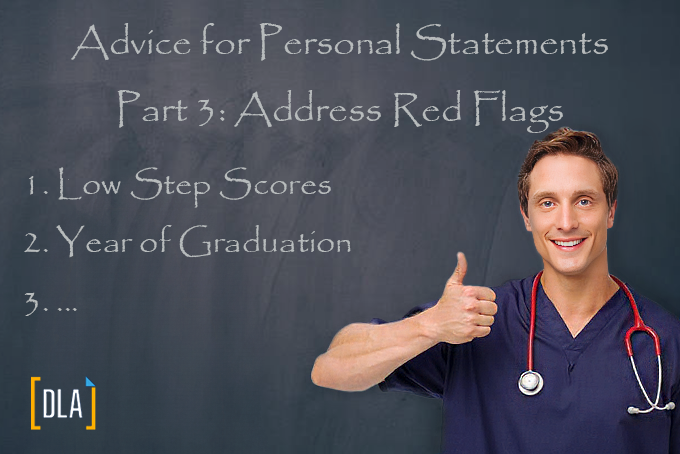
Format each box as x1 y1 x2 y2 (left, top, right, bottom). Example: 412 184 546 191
518 370 543 396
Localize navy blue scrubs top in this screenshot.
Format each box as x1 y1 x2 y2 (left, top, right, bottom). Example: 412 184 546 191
374 275 680 454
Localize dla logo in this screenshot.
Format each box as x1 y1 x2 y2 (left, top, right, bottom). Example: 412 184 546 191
30 377 96 430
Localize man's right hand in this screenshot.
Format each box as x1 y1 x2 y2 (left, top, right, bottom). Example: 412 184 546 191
311 251 497 391
421 252 498 344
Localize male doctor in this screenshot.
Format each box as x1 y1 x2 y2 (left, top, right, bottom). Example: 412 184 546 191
311 127 680 453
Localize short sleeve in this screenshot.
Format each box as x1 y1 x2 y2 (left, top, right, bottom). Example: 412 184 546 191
371 302 451 399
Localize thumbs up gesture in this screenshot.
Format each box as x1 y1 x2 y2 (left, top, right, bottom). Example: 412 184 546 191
421 252 498 344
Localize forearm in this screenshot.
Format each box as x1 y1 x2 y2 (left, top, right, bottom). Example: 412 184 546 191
311 313 438 392
312 254 497 392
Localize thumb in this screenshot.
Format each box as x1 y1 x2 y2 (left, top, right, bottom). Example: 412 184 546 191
448 252 468 286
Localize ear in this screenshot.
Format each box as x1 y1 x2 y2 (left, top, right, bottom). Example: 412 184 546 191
521 207 532 232
607 200 617 229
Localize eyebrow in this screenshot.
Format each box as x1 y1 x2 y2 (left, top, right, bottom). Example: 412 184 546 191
530 189 601 202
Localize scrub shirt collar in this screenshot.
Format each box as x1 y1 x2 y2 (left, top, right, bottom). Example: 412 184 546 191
523 274 628 367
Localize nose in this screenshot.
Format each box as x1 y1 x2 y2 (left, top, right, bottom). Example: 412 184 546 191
557 204 579 231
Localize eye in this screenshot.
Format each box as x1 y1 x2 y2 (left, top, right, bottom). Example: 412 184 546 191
578 199 591 207
540 200 554 208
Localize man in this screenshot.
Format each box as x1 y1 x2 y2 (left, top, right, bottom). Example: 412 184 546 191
311 127 680 453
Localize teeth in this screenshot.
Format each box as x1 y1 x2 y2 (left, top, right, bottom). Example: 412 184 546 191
554 239 584 247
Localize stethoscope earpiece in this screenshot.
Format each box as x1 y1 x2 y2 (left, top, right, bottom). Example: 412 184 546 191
628 402 675 415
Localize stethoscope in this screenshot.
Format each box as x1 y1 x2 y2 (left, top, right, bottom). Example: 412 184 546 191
518 271 676 415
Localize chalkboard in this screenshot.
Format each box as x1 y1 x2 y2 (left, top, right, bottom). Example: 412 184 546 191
2 1 679 453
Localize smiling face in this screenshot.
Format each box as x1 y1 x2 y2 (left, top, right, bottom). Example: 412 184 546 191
521 154 617 278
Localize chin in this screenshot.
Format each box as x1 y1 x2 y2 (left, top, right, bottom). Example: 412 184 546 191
546 258 589 277
553 266 587 277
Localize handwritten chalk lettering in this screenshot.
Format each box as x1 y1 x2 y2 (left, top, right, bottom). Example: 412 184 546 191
235 90 381 127
86 238 134 253
197 100 213 126
394 92 461 127
393 91 562 133
58 167 121 201
56 224 132 256
139 225 172 253
201 23 251 55
410 27 608 61
25 233 41 252
131 168 210 208
56 225 85 258
259 23 400 61
219 167 331 201
72 23 190 61
57 224 132 256
54 225 172 256
25 293 38 316
474 90 563 133
179 225 351 257
118 90 188 128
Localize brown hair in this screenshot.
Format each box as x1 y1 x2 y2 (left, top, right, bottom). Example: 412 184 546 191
517 127 618 215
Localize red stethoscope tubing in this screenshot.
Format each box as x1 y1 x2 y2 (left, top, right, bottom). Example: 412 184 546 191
524 272 674 412
610 275 662 357
527 272 542 371
527 271 662 372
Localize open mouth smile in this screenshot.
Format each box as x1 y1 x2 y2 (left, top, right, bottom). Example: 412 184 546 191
550 238 586 250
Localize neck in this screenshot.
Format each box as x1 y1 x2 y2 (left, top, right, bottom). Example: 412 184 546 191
540 258 620 337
